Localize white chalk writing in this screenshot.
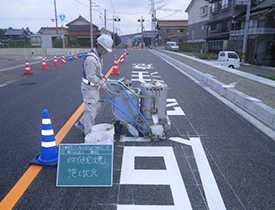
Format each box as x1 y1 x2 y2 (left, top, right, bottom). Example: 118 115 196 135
67 156 107 165
67 168 98 179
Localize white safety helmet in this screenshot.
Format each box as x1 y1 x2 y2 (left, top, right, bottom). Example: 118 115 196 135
97 34 113 52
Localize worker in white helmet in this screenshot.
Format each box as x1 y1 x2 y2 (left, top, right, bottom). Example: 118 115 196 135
75 34 113 136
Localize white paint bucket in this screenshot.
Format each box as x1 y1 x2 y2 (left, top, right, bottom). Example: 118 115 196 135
85 123 114 144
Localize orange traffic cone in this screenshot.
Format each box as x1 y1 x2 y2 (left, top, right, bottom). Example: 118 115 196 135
74 51 78 60
120 52 125 63
62 54 67 64
41 56 49 70
112 57 120 75
23 60 33 75
52 55 59 66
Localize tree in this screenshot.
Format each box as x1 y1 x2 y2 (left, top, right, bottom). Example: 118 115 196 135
0 28 8 40
25 27 33 35
113 33 121 47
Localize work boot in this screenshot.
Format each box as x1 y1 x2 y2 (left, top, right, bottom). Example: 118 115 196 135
74 121 84 133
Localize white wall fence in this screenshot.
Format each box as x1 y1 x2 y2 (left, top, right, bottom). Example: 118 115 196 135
0 48 89 56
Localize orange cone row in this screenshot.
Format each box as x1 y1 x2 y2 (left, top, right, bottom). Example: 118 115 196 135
23 54 69 76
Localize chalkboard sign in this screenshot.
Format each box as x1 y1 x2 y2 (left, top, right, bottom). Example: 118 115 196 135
56 144 113 187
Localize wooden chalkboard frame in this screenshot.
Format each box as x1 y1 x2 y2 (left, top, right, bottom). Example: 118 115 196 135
56 143 113 187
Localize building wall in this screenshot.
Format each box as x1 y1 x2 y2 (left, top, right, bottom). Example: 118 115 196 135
159 27 187 46
187 21 208 42
228 35 275 66
186 0 210 42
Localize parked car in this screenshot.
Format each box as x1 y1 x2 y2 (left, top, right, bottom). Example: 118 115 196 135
165 41 179 51
217 51 240 68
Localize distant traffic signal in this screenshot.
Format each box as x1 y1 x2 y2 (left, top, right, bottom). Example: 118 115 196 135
138 19 144 22
114 18 121 22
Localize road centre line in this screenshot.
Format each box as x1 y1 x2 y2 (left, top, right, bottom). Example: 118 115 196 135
0 57 119 209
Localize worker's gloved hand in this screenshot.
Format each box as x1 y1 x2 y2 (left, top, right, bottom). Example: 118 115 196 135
100 81 107 90
99 73 104 80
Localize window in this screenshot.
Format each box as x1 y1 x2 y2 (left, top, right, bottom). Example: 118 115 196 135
249 19 258 28
210 23 219 31
177 29 184 33
221 0 229 9
228 53 238 59
208 41 223 53
211 2 218 13
200 6 208 16
221 21 229 32
165 29 171 33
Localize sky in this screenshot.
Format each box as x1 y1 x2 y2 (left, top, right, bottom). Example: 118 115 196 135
0 0 191 35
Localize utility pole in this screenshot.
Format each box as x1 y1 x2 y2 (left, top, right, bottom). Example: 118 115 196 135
113 14 115 44
138 17 144 49
54 0 58 34
150 0 157 49
150 0 157 31
242 0 251 63
90 0 93 49
104 9 107 34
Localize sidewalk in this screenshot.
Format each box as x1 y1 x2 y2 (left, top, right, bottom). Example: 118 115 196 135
153 49 275 130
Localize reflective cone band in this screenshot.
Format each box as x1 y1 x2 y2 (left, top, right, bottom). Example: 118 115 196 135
62 54 67 64
41 56 49 70
120 52 125 63
23 59 33 75
37 109 58 165
69 52 73 61
124 50 127 58
74 51 78 60
52 55 60 66
112 57 120 75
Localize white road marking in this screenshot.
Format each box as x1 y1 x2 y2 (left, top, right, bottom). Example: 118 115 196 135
119 146 192 210
169 137 226 210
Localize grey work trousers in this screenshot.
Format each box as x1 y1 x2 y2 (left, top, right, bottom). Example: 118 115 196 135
79 83 101 135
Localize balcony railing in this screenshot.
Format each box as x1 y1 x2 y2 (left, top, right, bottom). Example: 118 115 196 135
235 0 248 6
230 28 275 36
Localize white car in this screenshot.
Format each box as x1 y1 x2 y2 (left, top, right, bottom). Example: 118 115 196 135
218 51 240 68
166 41 179 51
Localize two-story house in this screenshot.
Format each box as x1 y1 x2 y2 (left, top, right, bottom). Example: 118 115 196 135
66 15 101 46
185 0 210 44
156 20 188 46
229 0 275 66
206 0 248 54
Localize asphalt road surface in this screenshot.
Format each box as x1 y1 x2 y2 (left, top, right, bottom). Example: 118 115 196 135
0 49 274 209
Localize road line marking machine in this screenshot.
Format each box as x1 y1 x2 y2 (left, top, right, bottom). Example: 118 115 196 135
100 73 171 141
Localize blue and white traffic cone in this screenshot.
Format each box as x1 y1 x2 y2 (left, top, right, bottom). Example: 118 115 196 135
30 109 58 168
79 49 82 58
69 52 73 61
83 49 86 57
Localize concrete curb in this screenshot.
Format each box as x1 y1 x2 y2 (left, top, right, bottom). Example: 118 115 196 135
151 50 275 129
